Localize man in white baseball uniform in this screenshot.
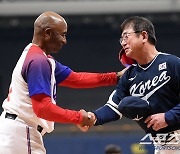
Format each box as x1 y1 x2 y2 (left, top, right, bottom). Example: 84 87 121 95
0 11 125 154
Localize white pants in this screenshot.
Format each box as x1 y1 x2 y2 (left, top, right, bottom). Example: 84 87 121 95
0 114 46 154
154 130 180 154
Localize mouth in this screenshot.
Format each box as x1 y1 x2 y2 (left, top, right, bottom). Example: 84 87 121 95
124 48 129 53
124 48 133 56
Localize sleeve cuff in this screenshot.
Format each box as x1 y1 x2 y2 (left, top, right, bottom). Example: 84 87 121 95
165 111 175 126
76 111 83 124
92 111 99 126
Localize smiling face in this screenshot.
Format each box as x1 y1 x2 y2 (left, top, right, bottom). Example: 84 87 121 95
33 11 68 55
120 16 157 62
45 19 67 54
120 26 143 60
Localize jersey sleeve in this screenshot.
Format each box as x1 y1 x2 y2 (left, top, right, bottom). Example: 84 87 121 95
165 55 180 125
22 56 52 97
55 61 72 85
59 71 117 88
168 55 180 89
93 69 130 125
31 93 83 124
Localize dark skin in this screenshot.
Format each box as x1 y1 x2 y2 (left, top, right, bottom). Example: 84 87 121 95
31 11 94 128
32 11 67 55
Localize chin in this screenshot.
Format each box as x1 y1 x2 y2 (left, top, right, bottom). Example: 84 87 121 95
57 46 62 51
54 47 62 53
54 50 60 53
125 51 131 57
125 49 133 57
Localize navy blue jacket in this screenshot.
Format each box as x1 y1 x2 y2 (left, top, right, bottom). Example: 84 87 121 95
94 52 180 135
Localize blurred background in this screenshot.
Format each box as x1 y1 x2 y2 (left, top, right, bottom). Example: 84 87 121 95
0 0 180 153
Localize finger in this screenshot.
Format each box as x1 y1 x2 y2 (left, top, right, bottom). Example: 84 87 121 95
152 123 160 131
144 116 151 123
80 109 86 113
88 112 97 125
77 125 89 132
88 112 95 120
80 126 89 132
146 119 155 128
152 125 157 131
88 114 91 119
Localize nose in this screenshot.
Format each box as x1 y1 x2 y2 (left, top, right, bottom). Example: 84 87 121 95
121 39 127 47
62 37 67 45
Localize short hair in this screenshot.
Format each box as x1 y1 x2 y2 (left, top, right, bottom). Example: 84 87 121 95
121 16 157 45
105 144 122 154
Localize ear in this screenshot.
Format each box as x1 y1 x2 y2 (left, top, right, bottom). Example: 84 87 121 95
44 28 51 40
141 31 148 43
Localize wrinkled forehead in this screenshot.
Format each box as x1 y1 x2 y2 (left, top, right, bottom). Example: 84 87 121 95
121 26 134 36
121 23 134 33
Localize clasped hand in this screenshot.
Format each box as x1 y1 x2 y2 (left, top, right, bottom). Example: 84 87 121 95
77 109 96 132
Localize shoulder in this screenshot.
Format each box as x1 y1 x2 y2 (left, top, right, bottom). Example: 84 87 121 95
158 52 180 63
30 54 51 69
124 64 137 76
119 64 137 84
24 48 52 71
157 52 180 73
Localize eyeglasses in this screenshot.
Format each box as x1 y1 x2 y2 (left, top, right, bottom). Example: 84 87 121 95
119 31 141 44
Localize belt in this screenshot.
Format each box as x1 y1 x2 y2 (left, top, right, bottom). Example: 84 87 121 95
5 112 43 133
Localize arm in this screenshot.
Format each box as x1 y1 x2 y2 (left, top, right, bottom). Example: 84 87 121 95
55 59 127 88
59 71 118 88
145 113 168 131
165 104 180 126
31 93 82 124
31 93 94 126
144 104 180 131
76 91 122 132
83 68 130 126
165 56 180 126
145 55 180 131
93 70 130 125
93 90 122 125
145 102 180 132
77 69 133 131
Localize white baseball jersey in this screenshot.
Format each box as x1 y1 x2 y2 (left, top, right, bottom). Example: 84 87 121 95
2 43 71 133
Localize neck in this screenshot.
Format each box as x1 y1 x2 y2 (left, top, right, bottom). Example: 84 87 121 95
32 37 48 55
32 42 39 47
137 48 158 65
32 37 40 47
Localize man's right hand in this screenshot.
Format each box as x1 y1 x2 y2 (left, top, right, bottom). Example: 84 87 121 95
77 110 96 132
116 67 128 79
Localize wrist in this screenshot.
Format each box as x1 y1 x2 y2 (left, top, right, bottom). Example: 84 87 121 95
77 111 83 124
116 72 121 82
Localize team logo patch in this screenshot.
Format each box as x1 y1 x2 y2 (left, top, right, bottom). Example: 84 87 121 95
159 62 167 71
128 74 137 81
132 115 143 121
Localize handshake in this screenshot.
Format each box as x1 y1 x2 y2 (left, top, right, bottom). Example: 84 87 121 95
77 109 96 132
75 96 153 132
